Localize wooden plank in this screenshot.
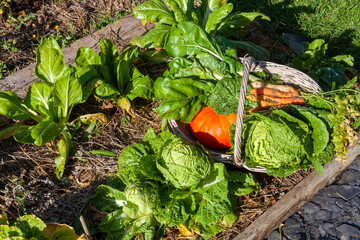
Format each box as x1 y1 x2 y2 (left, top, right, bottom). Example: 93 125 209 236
0 14 154 99
234 145 360 240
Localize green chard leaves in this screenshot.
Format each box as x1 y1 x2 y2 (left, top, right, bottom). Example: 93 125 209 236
0 37 106 179
92 129 260 239
75 39 155 109
132 0 270 59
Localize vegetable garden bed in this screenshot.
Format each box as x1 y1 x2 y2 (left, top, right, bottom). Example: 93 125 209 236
1 12 359 240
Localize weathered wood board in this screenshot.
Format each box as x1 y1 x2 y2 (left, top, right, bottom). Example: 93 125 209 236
0 13 154 98
1 13 359 240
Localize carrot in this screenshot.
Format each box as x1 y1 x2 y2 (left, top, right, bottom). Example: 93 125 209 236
259 95 305 105
246 95 258 102
250 88 297 98
246 94 305 107
255 96 305 107
249 81 299 97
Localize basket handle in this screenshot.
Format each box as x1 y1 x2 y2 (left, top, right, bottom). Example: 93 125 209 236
233 56 255 166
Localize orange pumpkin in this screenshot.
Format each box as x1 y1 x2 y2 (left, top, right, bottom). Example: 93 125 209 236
189 106 237 150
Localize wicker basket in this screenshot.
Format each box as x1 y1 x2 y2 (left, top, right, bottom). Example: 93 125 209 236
168 57 322 173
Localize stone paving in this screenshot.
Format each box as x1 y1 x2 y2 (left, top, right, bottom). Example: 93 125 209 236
267 155 360 240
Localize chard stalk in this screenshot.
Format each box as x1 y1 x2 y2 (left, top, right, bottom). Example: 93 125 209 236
22 104 43 122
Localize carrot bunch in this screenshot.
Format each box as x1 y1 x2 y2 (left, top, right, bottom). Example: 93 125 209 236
247 81 305 112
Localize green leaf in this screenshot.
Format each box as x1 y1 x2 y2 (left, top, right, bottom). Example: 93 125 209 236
142 129 177 154
310 65 346 91
217 12 270 37
165 21 223 60
311 161 324 176
35 37 65 84
203 0 227 12
76 67 100 101
127 216 157 240
117 143 151 183
272 109 309 133
24 81 54 118
208 77 239 115
118 45 139 65
100 38 119 86
230 40 270 61
54 130 73 179
95 82 121 99
75 47 101 74
126 75 154 101
53 65 83 122
13 126 35 144
296 110 329 156
116 60 130 93
209 77 257 115
0 124 29 141
291 39 327 72
133 0 176 25
228 171 260 196
88 150 116 157
0 225 23 238
205 3 233 34
154 195 194 227
98 210 131 238
154 77 210 123
328 55 354 67
14 215 46 239
195 163 233 226
131 24 171 49
165 0 188 22
200 0 227 28
31 120 63 146
0 91 31 120
91 185 127 211
173 0 193 13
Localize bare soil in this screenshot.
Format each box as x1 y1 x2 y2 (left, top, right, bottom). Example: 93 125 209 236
0 0 309 239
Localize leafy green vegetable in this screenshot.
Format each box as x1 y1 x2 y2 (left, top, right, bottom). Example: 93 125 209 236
92 129 260 239
290 39 354 91
165 21 223 60
75 39 154 109
154 77 214 123
208 77 257 115
244 115 304 170
0 37 105 179
157 138 212 189
132 0 270 59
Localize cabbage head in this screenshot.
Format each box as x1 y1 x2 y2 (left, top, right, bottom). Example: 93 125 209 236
156 138 212 190
123 181 160 218
245 118 303 169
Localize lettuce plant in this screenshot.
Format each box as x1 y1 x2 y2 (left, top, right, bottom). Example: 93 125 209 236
132 0 270 60
75 39 154 111
0 37 107 179
290 39 354 91
91 129 260 239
